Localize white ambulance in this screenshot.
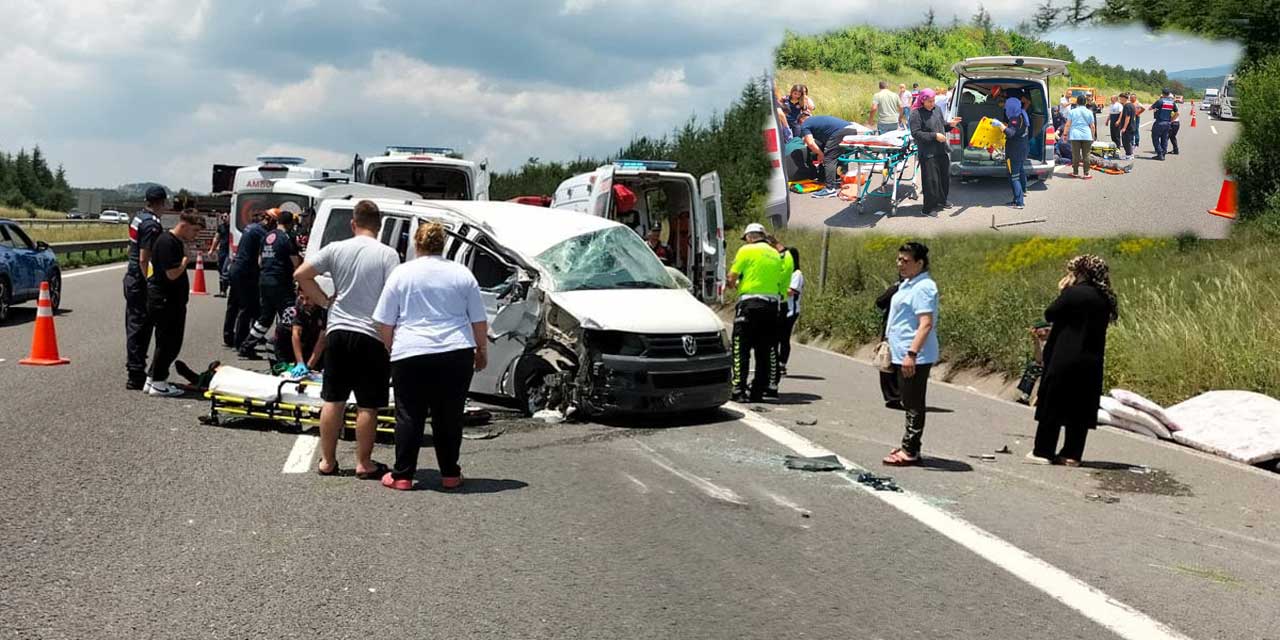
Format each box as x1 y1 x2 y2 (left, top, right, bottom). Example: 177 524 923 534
550 160 726 303
352 146 490 201
227 156 351 246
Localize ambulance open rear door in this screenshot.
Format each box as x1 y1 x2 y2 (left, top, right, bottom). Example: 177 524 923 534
698 172 727 303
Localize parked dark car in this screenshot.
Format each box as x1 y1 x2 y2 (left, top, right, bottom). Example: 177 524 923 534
66 211 86 220
0 219 62 322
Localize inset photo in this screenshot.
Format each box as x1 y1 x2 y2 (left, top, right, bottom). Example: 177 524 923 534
766 21 1241 237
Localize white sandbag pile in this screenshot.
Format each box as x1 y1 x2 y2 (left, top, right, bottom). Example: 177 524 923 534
1096 389 1180 440
1166 391 1280 466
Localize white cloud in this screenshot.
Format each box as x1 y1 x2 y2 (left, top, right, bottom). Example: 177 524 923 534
560 0 604 15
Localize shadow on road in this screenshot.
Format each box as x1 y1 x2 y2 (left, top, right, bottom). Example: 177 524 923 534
411 470 529 494
918 457 974 472
785 374 826 381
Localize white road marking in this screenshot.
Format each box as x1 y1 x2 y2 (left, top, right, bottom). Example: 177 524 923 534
1211 125 1219 135
730 403 1193 640
282 434 319 474
635 441 746 505
63 263 126 279
1141 120 1154 129
623 473 650 494
763 490 811 516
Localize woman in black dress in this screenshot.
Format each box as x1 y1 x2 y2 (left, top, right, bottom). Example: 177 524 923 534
1029 255 1119 466
908 89 962 215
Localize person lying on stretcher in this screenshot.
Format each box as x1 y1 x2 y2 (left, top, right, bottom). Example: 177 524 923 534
269 291 327 377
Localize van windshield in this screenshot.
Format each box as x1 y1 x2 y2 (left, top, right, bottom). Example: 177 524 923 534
535 226 677 292
367 164 470 199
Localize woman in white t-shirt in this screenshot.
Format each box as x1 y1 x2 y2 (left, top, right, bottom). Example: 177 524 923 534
778 247 804 375
373 222 489 491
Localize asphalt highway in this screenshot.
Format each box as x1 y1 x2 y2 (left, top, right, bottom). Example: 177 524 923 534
787 114 1238 238
1 264 1276 639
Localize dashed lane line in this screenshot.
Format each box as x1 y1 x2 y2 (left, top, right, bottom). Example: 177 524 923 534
282 434 319 474
729 402 1193 640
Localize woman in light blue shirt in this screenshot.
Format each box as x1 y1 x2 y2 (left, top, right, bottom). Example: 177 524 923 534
373 222 489 491
1067 96 1097 179
882 241 939 466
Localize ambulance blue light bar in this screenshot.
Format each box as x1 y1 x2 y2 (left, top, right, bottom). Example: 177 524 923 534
255 156 306 166
386 146 457 156
614 159 678 171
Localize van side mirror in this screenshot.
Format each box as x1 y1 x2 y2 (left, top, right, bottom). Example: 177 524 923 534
36 240 50 251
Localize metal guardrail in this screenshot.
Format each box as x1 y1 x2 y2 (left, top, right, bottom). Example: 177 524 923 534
17 219 120 229
50 239 129 261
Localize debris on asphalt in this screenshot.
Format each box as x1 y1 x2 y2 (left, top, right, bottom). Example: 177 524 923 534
784 454 845 472
968 454 997 461
462 427 504 440
1129 465 1152 475
463 405 493 426
1085 493 1120 504
995 445 1012 454
795 417 818 426
533 409 566 424
854 472 903 492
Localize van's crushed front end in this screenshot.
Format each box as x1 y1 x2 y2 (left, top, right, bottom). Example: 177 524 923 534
578 329 733 414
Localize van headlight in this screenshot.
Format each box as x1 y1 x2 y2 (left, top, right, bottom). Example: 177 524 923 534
719 327 732 352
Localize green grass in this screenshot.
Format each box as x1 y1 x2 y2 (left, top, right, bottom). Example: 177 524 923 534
0 205 68 220
21 224 129 244
777 68 1160 125
744 227 1280 406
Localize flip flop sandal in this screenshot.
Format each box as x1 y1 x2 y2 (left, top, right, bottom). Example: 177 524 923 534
316 462 340 476
882 448 920 466
355 462 389 480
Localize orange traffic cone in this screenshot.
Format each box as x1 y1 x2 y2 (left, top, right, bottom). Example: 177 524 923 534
1208 174 1237 220
1190 110 1197 128
19 281 69 366
190 253 208 296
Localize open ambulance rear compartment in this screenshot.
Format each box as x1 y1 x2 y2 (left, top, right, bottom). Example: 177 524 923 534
366 164 471 200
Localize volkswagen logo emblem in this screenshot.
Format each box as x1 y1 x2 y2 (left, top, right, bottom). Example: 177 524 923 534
682 335 697 356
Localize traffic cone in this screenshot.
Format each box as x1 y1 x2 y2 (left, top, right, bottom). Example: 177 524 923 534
1190 110 1197 128
190 253 208 296
1208 174 1237 220
19 281 69 366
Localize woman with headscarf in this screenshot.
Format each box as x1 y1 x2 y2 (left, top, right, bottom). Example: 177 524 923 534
908 89 962 216
994 96 1031 209
1028 255 1119 466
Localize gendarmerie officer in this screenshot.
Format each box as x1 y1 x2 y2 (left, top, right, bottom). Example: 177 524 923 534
727 223 783 403
1149 89 1178 161
123 185 166 390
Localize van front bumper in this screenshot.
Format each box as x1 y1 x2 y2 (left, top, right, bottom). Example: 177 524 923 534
583 353 733 414
951 161 1054 180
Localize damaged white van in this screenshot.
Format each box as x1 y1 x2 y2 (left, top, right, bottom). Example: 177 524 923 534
550 160 726 304
307 197 733 416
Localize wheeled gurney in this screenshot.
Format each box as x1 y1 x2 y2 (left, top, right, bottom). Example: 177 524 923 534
835 130 919 216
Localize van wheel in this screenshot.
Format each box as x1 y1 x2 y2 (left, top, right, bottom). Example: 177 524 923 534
48 270 62 313
0 279 10 324
516 363 557 417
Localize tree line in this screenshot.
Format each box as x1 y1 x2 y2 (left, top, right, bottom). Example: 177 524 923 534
0 146 75 214
490 78 772 229
774 18 1186 97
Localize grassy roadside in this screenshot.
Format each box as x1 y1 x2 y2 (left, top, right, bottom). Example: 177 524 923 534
778 68 1159 125
21 224 129 244
739 226 1278 406
0 205 71 220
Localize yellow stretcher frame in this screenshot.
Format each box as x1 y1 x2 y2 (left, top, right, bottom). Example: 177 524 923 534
202 381 397 439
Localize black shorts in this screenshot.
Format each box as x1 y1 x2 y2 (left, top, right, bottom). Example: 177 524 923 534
321 330 390 409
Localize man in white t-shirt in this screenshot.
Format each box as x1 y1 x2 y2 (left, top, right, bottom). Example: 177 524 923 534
295 199 401 479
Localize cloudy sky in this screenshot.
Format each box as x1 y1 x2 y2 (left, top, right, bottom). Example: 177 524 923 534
1 0 1239 192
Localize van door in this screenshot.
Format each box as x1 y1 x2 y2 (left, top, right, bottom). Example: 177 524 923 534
474 159 491 200
449 227 532 397
586 165 616 220
697 172 727 303
762 111 791 229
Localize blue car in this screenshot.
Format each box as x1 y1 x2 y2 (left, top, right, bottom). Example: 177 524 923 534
0 219 62 322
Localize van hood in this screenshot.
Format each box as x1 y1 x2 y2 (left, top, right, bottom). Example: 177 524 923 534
548 289 724 334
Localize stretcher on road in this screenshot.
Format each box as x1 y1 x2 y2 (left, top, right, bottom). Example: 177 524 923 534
835 130 919 216
200 366 488 437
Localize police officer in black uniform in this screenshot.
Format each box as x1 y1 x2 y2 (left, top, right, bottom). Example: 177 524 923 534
1149 88 1178 161
123 186 166 390
239 209 301 358
223 210 269 349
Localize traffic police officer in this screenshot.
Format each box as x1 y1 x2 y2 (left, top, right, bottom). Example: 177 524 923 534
728 223 783 403
1149 88 1178 160
223 210 269 349
766 235 795 397
239 210 301 358
123 185 166 390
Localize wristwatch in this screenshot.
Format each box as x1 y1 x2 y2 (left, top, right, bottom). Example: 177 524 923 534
907 350 918 358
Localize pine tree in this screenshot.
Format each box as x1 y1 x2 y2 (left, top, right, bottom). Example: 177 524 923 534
1034 0 1061 33
923 7 937 29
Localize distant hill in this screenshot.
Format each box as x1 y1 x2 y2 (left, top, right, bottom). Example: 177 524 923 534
1180 76 1228 91
1168 64 1234 80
